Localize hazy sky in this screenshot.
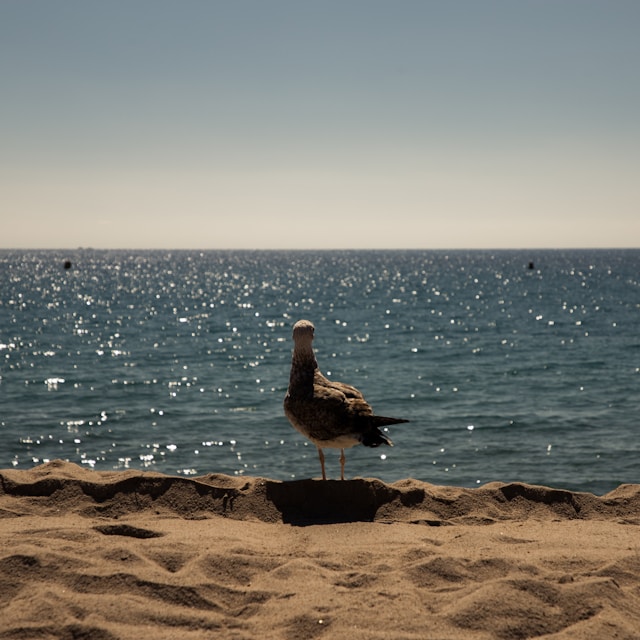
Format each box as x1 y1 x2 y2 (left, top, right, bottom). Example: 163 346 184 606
2 1 639 249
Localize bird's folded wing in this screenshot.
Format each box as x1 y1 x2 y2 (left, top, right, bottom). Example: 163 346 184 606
313 380 374 420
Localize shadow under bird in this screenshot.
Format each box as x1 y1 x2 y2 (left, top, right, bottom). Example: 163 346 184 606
284 319 409 480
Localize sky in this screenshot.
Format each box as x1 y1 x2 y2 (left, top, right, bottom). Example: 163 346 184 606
2 1 639 250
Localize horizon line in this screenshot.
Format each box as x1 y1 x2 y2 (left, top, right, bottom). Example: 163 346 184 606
1 246 639 253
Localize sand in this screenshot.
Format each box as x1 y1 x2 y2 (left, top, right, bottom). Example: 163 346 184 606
1 461 639 639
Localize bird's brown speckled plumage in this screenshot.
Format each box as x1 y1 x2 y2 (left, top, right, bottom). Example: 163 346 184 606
284 319 408 480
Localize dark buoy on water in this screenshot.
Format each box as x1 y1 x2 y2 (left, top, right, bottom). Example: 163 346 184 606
64 260 72 270
528 261 535 270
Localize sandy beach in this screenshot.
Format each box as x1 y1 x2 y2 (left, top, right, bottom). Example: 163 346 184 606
1 461 639 639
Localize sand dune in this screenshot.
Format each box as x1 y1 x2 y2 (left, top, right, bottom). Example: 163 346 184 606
1 460 639 639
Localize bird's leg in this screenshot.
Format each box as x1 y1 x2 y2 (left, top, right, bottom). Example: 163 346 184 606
317 447 327 480
340 448 346 481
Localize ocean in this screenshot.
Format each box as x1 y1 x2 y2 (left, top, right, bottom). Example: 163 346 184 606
1 249 638 495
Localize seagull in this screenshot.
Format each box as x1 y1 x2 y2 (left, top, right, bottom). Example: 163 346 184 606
284 319 409 480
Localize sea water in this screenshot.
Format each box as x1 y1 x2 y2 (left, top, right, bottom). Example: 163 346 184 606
1 249 638 495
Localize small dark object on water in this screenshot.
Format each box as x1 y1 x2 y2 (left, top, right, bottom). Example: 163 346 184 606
528 261 535 270
63 260 72 270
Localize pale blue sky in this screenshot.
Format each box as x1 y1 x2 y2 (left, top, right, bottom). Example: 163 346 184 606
2 1 639 249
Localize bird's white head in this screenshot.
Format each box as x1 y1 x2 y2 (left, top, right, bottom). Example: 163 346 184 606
292 319 315 344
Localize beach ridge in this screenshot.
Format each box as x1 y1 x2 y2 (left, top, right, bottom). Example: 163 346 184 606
1 461 639 639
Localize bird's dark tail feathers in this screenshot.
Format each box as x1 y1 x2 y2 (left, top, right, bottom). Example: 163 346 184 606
372 416 409 427
361 430 393 448
361 416 409 448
